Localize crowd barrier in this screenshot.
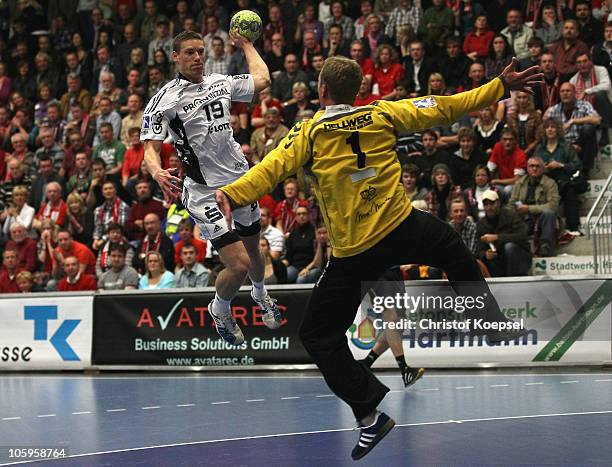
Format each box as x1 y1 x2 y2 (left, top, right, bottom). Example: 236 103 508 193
0 277 610 370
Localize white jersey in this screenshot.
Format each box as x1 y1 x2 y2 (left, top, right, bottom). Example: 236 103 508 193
140 73 255 187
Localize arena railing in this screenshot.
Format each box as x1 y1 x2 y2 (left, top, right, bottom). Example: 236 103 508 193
587 170 612 274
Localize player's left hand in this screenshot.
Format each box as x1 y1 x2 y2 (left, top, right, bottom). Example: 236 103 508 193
214 189 234 232
500 58 544 95
229 30 252 49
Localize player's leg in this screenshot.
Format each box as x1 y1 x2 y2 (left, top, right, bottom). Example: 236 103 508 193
299 255 395 460
234 203 282 329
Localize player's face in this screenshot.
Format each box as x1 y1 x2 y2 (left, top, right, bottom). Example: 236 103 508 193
173 39 205 82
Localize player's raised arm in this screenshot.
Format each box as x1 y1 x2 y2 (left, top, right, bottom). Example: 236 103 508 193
144 140 182 202
229 30 271 93
380 58 543 134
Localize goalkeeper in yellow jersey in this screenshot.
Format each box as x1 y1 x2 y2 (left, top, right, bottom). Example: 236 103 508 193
215 56 542 461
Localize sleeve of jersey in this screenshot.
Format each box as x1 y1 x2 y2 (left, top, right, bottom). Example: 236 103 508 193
222 122 311 207
140 108 169 142
228 74 255 103
378 78 505 133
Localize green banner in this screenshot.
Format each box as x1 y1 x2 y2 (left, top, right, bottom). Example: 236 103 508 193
533 281 612 362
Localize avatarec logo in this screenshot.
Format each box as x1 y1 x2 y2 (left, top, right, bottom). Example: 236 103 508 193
24 305 81 361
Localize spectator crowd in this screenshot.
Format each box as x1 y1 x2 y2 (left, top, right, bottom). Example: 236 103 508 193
1 0 611 293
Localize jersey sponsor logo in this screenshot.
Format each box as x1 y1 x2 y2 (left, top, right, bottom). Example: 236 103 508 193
208 122 231 134
234 160 248 170
412 96 437 109
360 186 377 202
323 113 373 132
182 88 230 113
152 111 164 134
232 74 249 80
142 115 151 129
213 225 223 233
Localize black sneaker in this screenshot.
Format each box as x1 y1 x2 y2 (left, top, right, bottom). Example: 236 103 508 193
351 412 395 461
402 367 425 388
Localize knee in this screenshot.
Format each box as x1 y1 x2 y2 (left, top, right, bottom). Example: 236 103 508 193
540 208 556 220
503 242 518 256
226 253 250 276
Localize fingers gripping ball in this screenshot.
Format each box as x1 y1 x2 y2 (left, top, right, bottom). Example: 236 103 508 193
230 10 263 42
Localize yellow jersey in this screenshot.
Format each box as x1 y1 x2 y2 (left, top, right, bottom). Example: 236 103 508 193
222 78 505 258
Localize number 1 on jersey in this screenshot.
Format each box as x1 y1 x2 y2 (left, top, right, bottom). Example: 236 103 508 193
346 131 366 169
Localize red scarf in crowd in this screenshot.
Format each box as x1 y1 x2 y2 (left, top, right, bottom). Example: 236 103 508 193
574 67 598 105
100 197 121 225
141 232 161 256
541 75 561 109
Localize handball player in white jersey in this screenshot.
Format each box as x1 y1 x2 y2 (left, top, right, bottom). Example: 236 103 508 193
141 30 280 345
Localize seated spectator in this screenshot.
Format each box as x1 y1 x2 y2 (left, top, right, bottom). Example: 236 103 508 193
509 156 561 257
272 54 309 104
126 180 165 241
204 36 231 76
37 220 59 277
175 243 210 288
1 185 35 236
450 127 488 189
295 2 324 46
33 182 67 231
85 158 108 209
250 108 289 165
548 20 589 82
592 22 612 77
324 1 355 47
473 107 503 156
139 250 175 289
63 103 96 147
29 155 65 213
300 224 332 284
534 4 562 48
97 243 139 291
518 36 544 72
92 181 130 250
570 53 612 146
459 62 486 93
259 207 285 260
402 40 436 97
96 223 135 276
354 77 380 106
283 205 316 283
35 127 65 175
424 164 463 220
487 128 527 199
173 219 206 266
534 118 583 235
323 24 351 58
373 44 404 99
250 87 283 130
9 133 35 178
275 178 307 234
282 82 318 128
147 66 168 100
5 222 37 271
500 9 533 60
463 14 494 61
66 151 92 198
477 190 532 277
485 34 513 82
427 73 449 96
0 249 25 293
133 213 175 274
413 130 451 189
465 165 498 221
506 91 543 156
16 271 36 293
91 72 122 118
349 40 374 84
265 33 289 76
545 82 602 175
575 1 604 48
449 198 478 257
92 122 125 179
438 37 470 92
63 132 93 180
57 256 97 291
64 191 94 247
120 95 144 145
54 229 97 277
259 236 287 284
59 73 92 120
362 13 393 59
401 163 428 202
34 83 53 126
148 19 173 66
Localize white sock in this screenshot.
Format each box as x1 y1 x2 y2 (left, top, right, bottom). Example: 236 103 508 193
359 409 380 428
212 294 232 315
251 280 266 300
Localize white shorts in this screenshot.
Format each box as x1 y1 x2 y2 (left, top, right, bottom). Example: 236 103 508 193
182 181 260 247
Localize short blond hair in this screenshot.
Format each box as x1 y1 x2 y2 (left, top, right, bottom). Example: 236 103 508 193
319 56 362 105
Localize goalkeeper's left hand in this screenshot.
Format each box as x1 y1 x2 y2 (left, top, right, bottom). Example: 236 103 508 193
500 58 544 95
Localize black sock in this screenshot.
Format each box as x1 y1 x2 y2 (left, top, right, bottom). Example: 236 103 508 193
396 355 408 372
363 350 379 367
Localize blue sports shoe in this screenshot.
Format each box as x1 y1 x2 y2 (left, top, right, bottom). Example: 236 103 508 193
251 289 282 329
351 412 395 460
208 300 245 345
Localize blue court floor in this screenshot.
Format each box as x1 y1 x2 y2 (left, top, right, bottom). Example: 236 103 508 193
0 371 611 466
